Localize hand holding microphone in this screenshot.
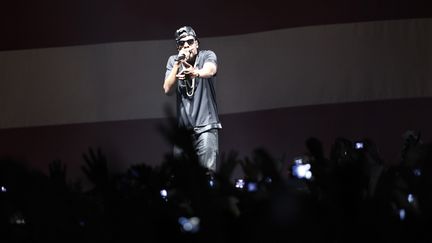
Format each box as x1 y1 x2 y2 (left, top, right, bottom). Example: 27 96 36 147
175 53 186 62
175 49 191 62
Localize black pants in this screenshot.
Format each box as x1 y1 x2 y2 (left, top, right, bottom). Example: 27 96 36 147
173 129 219 172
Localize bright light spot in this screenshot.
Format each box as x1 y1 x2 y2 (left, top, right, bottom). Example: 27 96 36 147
235 179 245 189
399 209 406 221
178 216 200 233
209 180 215 187
183 222 193 231
247 182 257 192
1 186 6 192
190 217 200 224
160 189 168 198
294 164 311 179
305 171 312 180
407 194 414 203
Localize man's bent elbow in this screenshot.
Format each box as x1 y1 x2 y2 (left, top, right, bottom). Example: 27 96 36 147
163 87 169 95
163 85 173 95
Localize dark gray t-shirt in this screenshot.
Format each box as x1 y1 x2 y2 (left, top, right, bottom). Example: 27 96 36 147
165 50 222 133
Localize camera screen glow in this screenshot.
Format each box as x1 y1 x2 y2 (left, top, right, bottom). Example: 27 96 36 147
160 189 168 198
235 179 245 189
293 164 312 180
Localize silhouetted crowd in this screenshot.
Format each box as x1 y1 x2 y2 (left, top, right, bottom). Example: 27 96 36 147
1 126 431 243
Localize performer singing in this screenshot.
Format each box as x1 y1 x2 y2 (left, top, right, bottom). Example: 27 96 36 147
163 26 221 172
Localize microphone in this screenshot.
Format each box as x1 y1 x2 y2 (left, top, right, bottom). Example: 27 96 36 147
175 53 186 62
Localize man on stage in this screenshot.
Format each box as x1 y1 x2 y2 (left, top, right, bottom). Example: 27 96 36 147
163 26 221 172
